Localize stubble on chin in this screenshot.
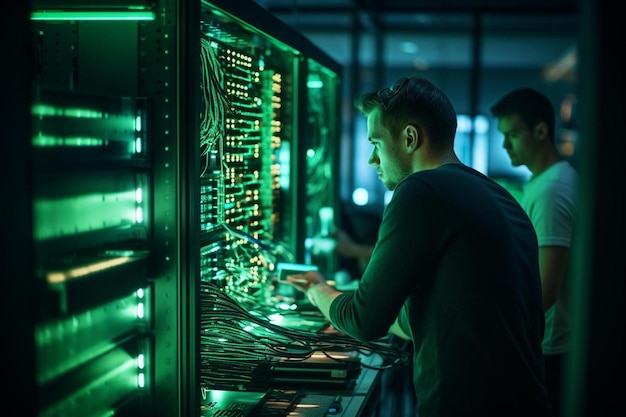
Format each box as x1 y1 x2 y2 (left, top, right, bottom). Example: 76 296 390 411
381 177 398 191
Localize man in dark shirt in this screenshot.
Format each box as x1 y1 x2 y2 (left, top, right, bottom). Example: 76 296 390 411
287 76 551 417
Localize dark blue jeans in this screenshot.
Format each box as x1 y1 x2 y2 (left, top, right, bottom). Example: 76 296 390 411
544 353 568 417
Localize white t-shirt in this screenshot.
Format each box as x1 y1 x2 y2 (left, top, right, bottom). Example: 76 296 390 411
521 160 578 355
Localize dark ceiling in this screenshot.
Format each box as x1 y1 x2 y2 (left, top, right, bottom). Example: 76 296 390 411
253 0 579 71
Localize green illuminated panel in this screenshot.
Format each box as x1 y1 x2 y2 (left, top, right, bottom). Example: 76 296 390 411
32 94 145 157
35 291 143 384
32 103 104 118
33 135 106 147
34 190 140 240
39 348 141 417
30 11 155 21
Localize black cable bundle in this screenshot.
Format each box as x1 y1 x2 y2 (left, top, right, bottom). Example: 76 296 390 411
199 280 410 390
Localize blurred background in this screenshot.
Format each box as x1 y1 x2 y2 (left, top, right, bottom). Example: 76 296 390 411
254 0 578 214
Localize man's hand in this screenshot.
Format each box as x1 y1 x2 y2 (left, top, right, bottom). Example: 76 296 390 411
285 270 340 309
286 270 327 292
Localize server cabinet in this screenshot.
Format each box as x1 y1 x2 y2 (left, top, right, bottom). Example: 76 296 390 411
23 1 341 416
197 0 343 403
198 0 342 277
28 0 200 415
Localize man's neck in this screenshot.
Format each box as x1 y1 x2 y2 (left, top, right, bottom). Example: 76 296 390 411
530 150 563 177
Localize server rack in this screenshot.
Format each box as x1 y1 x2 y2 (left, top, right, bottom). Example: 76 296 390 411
197 0 342 275
28 0 200 415
197 0 343 409
21 0 342 416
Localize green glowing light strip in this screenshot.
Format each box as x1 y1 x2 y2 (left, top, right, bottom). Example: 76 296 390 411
32 103 103 118
32 135 105 147
30 11 155 21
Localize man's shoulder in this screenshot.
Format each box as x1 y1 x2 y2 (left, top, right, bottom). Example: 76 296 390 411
553 159 579 180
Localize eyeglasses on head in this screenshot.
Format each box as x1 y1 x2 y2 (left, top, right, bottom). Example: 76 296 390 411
377 77 409 111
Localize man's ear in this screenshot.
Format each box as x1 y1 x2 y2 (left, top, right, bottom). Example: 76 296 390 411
535 121 549 141
405 124 421 152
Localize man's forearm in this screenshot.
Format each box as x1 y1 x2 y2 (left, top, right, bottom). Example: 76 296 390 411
307 282 342 321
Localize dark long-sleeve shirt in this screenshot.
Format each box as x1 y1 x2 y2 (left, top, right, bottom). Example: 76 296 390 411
329 164 551 417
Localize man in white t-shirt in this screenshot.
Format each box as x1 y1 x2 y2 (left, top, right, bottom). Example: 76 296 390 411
491 88 579 417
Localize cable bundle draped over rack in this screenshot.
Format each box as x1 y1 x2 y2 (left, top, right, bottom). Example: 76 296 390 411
200 280 409 390
200 223 295 303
